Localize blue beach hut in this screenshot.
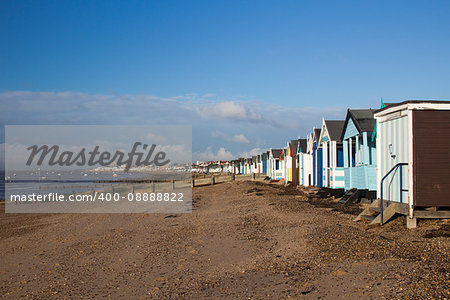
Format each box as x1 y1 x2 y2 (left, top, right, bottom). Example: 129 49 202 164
310 128 323 187
341 109 377 191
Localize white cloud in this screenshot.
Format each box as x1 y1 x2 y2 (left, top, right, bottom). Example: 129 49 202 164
231 134 249 144
210 131 226 138
157 144 191 164
0 91 347 161
196 101 263 122
4 142 91 170
211 131 249 144
195 147 234 161
0 91 346 132
146 133 168 145
193 146 271 162
0 91 199 125
237 147 267 159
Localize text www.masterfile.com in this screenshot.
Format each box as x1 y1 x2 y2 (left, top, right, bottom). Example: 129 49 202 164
9 192 186 203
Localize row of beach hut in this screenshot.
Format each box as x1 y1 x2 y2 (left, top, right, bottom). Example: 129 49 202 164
195 100 450 227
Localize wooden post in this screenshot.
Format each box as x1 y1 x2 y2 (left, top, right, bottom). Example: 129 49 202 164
171 178 175 190
132 186 135 195
152 181 155 192
349 137 353 188
212 176 215 185
191 179 195 188
362 132 370 187
252 173 256 180
355 135 360 165
232 173 236 181
362 132 369 164
343 139 349 168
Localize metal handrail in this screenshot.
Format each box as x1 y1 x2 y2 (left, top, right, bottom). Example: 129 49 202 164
380 163 408 224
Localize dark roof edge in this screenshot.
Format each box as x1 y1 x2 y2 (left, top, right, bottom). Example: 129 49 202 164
323 120 345 142
340 109 355 141
375 100 450 114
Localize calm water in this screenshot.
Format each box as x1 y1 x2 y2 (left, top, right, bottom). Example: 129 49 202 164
3 170 150 198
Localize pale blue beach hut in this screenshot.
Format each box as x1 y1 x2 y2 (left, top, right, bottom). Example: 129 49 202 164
341 109 377 192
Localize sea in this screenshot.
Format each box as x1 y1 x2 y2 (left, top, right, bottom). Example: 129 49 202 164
2 170 157 200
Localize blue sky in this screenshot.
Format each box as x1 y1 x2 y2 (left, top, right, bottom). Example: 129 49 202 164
1 0 450 161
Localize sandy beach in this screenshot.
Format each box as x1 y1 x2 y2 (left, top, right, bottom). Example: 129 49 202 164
1 180 449 298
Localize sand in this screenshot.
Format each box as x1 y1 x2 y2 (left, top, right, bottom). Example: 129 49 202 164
0 180 448 298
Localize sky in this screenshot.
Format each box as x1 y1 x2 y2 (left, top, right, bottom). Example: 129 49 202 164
1 0 450 162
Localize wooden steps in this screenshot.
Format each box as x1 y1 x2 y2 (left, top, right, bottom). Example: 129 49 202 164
368 206 381 213
353 199 380 222
360 214 376 222
354 199 408 225
338 188 359 205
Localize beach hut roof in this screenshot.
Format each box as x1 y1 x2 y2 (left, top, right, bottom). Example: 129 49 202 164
314 128 321 139
290 139 299 156
298 139 307 153
324 120 345 142
341 109 377 139
374 100 450 114
271 149 281 158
